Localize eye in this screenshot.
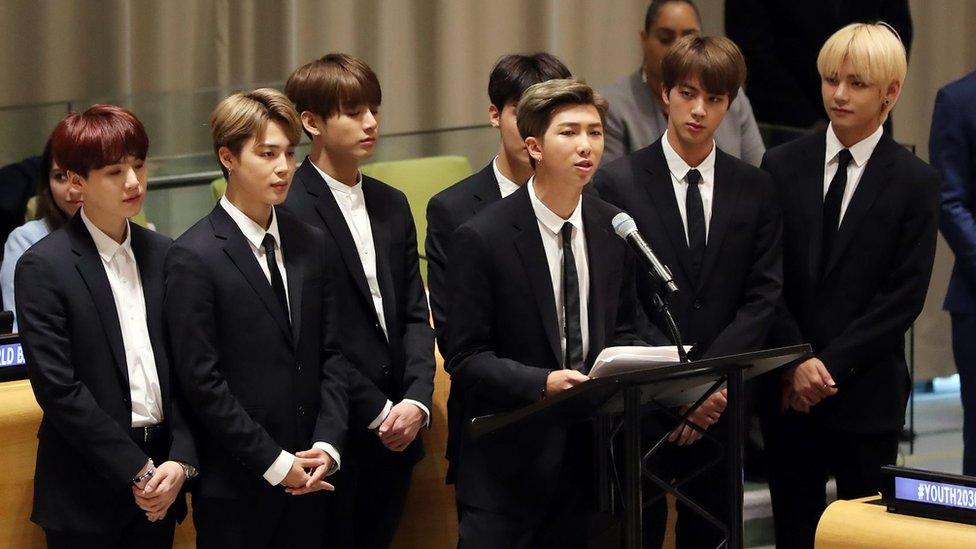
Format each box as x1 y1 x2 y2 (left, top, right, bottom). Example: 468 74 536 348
709 96 723 103
286 150 296 158
262 151 275 158
681 90 693 98
825 76 839 85
560 129 575 136
852 80 866 88
589 130 603 137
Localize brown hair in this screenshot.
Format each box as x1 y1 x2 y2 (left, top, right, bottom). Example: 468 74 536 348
516 78 608 141
35 138 71 230
209 88 301 178
661 35 746 100
50 104 149 178
285 52 381 138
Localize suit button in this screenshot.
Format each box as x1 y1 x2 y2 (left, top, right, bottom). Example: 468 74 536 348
381 365 391 376
296 362 302 371
374 322 382 331
693 300 702 310
298 405 305 416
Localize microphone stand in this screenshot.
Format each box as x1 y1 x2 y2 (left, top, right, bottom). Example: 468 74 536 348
650 285 689 363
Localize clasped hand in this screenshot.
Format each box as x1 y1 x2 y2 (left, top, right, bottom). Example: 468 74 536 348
377 401 426 452
131 460 185 522
781 357 838 413
282 449 336 495
669 389 727 446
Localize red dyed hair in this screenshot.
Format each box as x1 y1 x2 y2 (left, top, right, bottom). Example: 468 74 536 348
50 104 149 177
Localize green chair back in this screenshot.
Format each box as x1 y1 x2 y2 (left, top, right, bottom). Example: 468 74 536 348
359 155 472 263
211 177 227 204
24 196 150 228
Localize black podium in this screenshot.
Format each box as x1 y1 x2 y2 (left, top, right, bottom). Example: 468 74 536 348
468 344 811 549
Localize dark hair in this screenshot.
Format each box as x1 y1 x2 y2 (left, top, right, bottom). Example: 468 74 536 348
34 138 71 231
50 104 149 178
487 53 572 109
285 52 381 138
661 35 746 101
644 0 701 32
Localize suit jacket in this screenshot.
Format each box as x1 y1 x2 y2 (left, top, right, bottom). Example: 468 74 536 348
284 160 434 463
763 131 939 433
425 162 503 344
443 186 642 514
592 138 782 360
164 205 349 501
601 72 765 167
932 71 976 313
726 0 912 127
16 214 196 533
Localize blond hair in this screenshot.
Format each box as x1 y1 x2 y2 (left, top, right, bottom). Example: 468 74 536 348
210 88 302 178
817 22 907 87
516 78 608 141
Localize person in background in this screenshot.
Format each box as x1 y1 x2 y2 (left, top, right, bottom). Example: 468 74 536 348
931 69 976 476
601 0 764 165
1 138 83 328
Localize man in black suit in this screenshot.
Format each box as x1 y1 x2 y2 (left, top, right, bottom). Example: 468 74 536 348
164 89 349 548
426 52 571 345
725 0 912 129
17 105 197 548
593 35 782 548
283 53 434 549
760 24 939 549
445 78 643 548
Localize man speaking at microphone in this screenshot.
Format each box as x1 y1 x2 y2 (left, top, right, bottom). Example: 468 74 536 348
443 78 644 548
591 35 782 548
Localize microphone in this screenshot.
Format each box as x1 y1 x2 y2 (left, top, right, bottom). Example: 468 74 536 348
611 212 679 296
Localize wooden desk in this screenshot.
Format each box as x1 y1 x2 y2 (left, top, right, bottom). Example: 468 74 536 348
816 496 976 548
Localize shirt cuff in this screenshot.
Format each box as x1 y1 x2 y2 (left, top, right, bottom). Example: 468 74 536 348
311 442 341 475
367 399 393 430
401 398 431 428
262 450 294 486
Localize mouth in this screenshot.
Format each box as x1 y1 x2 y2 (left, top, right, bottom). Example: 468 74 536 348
271 181 289 191
831 107 853 115
360 137 376 146
122 195 142 204
686 122 705 132
574 160 594 172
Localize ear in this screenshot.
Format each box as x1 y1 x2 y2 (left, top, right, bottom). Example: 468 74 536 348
489 104 501 128
525 136 543 164
639 29 649 46
300 111 323 137
67 171 85 192
661 84 672 108
883 80 902 111
217 146 237 173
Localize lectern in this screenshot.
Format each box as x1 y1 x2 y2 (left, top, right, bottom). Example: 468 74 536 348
469 344 810 549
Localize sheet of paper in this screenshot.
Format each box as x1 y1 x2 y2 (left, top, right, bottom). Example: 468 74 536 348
589 345 691 378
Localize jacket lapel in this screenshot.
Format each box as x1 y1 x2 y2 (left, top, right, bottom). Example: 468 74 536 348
364 178 397 337
581 198 615 368
69 216 129 385
210 206 293 343
130 226 169 399
511 190 562 367
278 213 304 348
640 143 695 283
800 135 828 285
822 135 897 278
696 152 743 291
470 163 504 217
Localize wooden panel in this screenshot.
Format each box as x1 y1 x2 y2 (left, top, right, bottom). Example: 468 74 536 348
0 380 44 547
816 496 976 548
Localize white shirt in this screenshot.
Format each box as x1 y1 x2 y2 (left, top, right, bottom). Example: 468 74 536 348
309 162 429 427
492 156 521 198
219 197 342 485
527 178 590 367
662 130 717 244
80 210 164 429
823 123 884 227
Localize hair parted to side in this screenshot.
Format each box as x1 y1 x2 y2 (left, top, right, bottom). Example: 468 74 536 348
516 78 609 142
487 53 572 109
285 52 381 138
34 138 70 231
644 0 701 32
49 104 149 178
817 22 907 87
661 35 746 100
210 88 302 178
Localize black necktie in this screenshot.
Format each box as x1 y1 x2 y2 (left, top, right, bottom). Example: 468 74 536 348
822 149 853 270
686 169 706 282
261 233 289 320
561 222 584 371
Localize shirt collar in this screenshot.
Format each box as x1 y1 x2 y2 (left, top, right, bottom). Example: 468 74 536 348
661 129 716 183
219 195 282 251
825 123 884 168
491 156 521 198
79 208 133 263
309 158 364 195
527 177 584 236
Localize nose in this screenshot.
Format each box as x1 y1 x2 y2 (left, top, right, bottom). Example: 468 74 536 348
577 134 592 157
124 167 140 191
833 82 848 104
364 109 378 131
691 97 706 118
274 152 293 176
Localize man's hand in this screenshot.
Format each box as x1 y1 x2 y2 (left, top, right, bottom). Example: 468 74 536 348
132 461 185 521
785 357 838 412
669 389 727 446
378 401 425 452
284 449 335 495
545 370 589 398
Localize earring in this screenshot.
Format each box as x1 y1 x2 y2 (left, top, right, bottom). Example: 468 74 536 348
882 98 892 106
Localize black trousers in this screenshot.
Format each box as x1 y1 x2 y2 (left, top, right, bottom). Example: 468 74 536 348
322 437 416 549
640 413 731 549
761 408 899 549
194 491 326 548
952 312 976 475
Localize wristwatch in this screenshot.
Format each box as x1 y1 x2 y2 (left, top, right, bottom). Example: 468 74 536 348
178 461 199 480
